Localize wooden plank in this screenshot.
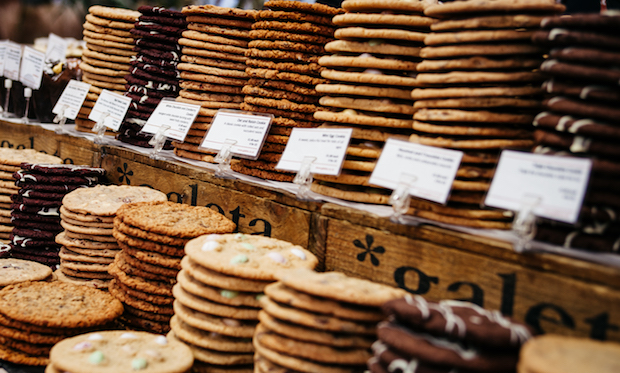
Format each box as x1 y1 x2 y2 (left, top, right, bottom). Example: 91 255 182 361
57 141 100 167
325 218 620 342
321 203 620 289
192 182 311 247
0 120 59 157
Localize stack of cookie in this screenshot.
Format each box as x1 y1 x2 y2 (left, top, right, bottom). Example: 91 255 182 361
79 5 140 134
56 185 167 288
311 0 432 203
518 334 620 373
230 0 342 181
401 0 565 229
117 6 187 148
255 269 405 373
109 201 236 334
12 163 107 268
0 281 123 366
530 13 620 253
370 295 533 373
171 5 255 163
0 149 62 245
49 331 194 373
171 234 318 372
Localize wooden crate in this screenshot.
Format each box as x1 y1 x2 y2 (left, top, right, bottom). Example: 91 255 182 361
322 207 620 342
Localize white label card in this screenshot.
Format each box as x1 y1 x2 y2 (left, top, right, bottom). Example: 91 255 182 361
141 99 200 141
4 42 21 81
485 150 591 224
200 110 273 159
0 41 7 77
276 128 352 176
52 80 91 120
369 139 463 204
19 46 45 90
45 33 68 64
88 89 132 131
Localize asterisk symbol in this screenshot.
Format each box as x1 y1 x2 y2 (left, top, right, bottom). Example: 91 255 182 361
117 163 133 185
354 234 385 267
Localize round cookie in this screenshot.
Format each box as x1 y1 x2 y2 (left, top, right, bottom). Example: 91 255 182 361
0 259 52 287
182 256 270 293
178 270 261 308
62 185 167 216
49 330 193 373
0 281 122 328
173 284 259 320
174 301 257 338
170 315 253 353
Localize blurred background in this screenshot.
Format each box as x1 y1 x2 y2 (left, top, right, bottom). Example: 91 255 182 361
0 0 267 43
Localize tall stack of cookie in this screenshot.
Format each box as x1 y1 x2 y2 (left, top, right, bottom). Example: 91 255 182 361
311 0 432 203
254 269 405 373
171 5 255 163
0 149 62 245
56 185 167 288
109 202 236 334
0 281 123 366
79 5 140 134
369 295 533 373
11 164 105 268
230 0 343 181
530 13 620 253
117 6 187 148
171 234 318 372
402 0 565 229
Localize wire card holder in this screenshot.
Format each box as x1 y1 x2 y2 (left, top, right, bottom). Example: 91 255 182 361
293 156 316 201
2 79 12 118
214 139 237 179
21 87 32 124
53 104 70 133
389 173 417 224
512 194 541 253
147 124 171 160
92 112 111 144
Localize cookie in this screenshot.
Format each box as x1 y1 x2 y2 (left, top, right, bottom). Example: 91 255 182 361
88 5 140 22
179 38 248 56
178 270 261 308
247 68 328 86
182 256 270 293
0 281 122 328
173 284 259 320
63 185 167 216
185 15 253 30
184 234 317 281
264 281 385 321
174 301 257 338
255 324 371 365
319 55 419 71
49 330 193 373
170 315 253 353
85 13 134 30
425 0 565 17
0 148 62 166
109 262 173 296
432 14 546 31
248 30 333 46
540 59 620 87
0 259 52 287
86 43 136 57
320 69 417 87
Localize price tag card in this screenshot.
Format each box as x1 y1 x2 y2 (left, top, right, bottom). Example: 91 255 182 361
88 89 132 131
45 33 68 64
4 42 22 81
19 46 45 90
369 139 463 204
276 128 352 176
141 99 201 141
200 110 273 159
52 80 91 120
485 150 591 224
0 41 7 77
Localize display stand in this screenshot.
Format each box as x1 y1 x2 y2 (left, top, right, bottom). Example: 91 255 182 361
292 156 315 201
20 88 32 124
388 175 416 225
512 195 541 253
2 79 12 118
92 112 110 144
52 104 69 134
147 125 170 160
213 139 236 178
